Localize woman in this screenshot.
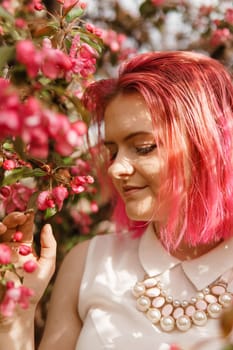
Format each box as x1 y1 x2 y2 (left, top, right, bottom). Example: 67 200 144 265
1 51 233 350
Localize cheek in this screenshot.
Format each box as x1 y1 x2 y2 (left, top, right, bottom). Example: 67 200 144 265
139 158 165 187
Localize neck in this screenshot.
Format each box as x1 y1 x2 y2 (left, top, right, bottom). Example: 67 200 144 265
169 240 222 261
152 223 222 261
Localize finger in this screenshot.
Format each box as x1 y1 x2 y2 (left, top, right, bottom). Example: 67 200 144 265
2 212 28 228
0 223 7 235
18 211 35 243
39 224 57 262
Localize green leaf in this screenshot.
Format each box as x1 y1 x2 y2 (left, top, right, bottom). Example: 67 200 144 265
31 25 57 38
3 167 47 185
67 95 91 124
0 46 15 71
26 191 40 212
44 207 57 219
13 137 26 159
2 141 13 151
0 6 14 22
66 7 84 22
79 31 104 55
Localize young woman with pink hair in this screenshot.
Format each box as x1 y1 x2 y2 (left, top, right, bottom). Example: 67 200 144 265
1 51 233 349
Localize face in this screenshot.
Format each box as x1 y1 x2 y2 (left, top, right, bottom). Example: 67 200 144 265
104 92 170 223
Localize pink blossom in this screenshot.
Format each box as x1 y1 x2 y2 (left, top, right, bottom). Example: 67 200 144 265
71 159 91 176
0 110 21 139
23 260 37 273
210 28 231 47
70 209 92 234
2 159 17 170
1 183 35 214
37 190 55 211
37 186 69 211
199 5 213 17
47 113 85 156
151 0 165 5
12 231 23 242
19 245 32 256
25 128 49 158
225 8 233 25
80 2 87 10
0 283 34 316
16 40 41 78
52 186 69 210
57 0 79 9
85 23 103 37
0 244 12 264
90 201 98 213
34 0 44 11
17 285 34 309
101 29 126 53
69 36 98 78
0 186 11 199
72 120 87 136
169 345 182 350
15 18 27 29
41 39 72 79
70 175 94 194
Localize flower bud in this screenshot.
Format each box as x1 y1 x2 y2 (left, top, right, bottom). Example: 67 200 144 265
19 245 32 256
23 260 37 273
0 244 12 264
12 231 23 242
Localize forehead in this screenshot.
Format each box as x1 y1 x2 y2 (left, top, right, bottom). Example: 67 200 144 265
104 92 153 139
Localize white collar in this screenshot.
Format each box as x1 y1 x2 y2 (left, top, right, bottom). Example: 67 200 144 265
139 224 233 290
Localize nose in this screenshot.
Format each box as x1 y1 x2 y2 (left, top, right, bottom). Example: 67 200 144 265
108 157 134 180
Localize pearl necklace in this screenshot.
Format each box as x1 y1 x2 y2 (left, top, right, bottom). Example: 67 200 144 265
132 275 233 332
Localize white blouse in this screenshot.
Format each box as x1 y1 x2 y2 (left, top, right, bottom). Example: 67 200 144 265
76 225 233 350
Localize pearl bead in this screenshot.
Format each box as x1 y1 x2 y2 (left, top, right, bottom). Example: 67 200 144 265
146 308 161 324
203 288 210 295
136 296 151 312
196 292 204 299
160 316 175 332
132 283 145 297
161 289 168 297
181 300 188 308
219 293 232 308
145 287 160 298
192 310 207 326
157 282 165 289
132 276 231 333
166 295 173 303
207 303 222 318
176 315 191 331
143 277 157 288
173 299 180 307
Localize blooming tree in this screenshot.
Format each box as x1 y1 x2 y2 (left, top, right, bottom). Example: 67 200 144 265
0 0 132 322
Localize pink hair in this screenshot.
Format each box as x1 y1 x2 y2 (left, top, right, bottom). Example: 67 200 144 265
83 51 233 250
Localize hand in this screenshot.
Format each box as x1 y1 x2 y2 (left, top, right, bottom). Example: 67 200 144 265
0 210 57 310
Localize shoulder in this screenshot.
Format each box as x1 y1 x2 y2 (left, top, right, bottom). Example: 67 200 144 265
57 238 91 289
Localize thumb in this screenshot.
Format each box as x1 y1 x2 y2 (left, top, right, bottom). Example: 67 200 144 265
40 224 57 262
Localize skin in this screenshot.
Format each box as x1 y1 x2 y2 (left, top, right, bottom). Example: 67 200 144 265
104 92 170 224
0 210 88 350
0 92 222 349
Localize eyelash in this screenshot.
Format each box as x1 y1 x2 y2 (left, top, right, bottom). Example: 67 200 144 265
135 144 157 155
108 144 157 161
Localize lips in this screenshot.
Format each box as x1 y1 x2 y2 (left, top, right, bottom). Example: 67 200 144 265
122 185 148 196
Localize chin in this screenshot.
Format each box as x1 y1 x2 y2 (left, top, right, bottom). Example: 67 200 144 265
125 209 154 222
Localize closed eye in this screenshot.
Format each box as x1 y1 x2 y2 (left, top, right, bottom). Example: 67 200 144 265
135 144 157 155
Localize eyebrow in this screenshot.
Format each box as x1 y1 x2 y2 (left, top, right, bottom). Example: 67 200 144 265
103 131 153 146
